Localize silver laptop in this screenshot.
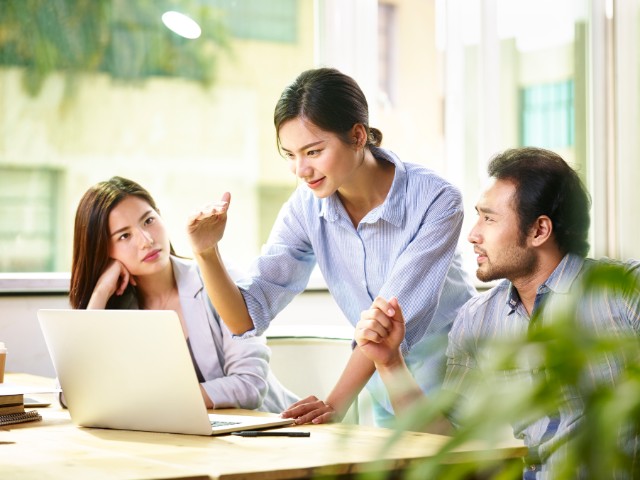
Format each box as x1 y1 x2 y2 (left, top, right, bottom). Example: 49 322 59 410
38 309 294 435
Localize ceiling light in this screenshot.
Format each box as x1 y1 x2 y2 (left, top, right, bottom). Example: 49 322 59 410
161 11 201 39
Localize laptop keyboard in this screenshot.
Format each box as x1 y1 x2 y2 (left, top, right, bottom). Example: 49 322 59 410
211 420 242 428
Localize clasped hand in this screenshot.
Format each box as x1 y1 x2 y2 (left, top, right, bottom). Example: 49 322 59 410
355 296 406 368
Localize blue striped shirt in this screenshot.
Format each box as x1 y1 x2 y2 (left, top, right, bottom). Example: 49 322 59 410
444 253 640 478
236 147 476 410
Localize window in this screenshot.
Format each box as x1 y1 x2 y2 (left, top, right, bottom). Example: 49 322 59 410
6 0 636 281
0 168 61 272
378 3 397 106
520 80 575 149
206 0 297 43
0 0 313 276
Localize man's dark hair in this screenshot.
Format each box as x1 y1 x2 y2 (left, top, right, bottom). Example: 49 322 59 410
488 147 591 257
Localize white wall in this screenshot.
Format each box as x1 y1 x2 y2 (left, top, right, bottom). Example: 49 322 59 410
1 295 70 377
0 289 352 378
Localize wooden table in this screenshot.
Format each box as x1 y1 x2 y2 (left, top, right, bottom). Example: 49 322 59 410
0 374 527 479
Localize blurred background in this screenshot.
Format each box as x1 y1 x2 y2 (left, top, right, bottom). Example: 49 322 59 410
1 0 639 278
0 0 639 376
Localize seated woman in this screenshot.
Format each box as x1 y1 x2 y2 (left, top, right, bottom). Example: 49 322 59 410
67 176 298 413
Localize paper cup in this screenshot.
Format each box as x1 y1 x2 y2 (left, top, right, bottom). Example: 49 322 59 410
0 342 6 383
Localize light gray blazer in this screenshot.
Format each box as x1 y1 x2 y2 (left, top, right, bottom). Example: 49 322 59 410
170 256 299 413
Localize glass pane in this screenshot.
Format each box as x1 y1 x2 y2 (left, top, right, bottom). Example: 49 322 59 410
0 169 60 271
442 0 589 273
0 0 313 273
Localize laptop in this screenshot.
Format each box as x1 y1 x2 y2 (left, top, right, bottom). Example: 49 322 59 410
37 309 294 435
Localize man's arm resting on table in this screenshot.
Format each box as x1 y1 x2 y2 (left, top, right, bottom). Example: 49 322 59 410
377 355 454 435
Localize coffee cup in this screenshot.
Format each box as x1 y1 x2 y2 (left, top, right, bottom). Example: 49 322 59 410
0 342 6 383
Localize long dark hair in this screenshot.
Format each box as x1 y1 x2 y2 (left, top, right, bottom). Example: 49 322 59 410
488 147 591 257
274 67 383 151
69 176 176 309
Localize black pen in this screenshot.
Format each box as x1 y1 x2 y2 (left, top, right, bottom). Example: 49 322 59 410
231 431 310 437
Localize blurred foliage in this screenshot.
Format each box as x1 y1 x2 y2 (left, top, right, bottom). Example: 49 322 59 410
0 0 231 96
345 262 640 479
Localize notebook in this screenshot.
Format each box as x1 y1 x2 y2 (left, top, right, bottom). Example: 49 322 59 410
37 309 294 435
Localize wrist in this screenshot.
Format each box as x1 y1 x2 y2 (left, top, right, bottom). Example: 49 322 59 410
194 244 220 261
376 353 406 375
87 285 112 309
324 395 343 415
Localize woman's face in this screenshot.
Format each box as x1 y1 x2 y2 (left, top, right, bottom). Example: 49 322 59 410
278 117 362 198
107 195 171 277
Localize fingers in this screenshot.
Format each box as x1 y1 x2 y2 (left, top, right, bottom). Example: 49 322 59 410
103 259 131 295
371 296 396 319
97 260 127 296
284 395 318 410
187 192 231 225
108 260 132 295
187 202 229 224
115 269 129 296
387 296 406 324
355 318 389 345
309 410 335 425
355 296 400 345
281 396 336 425
356 296 407 367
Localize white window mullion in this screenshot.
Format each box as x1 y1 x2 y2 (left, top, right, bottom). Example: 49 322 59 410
613 0 640 259
313 0 378 122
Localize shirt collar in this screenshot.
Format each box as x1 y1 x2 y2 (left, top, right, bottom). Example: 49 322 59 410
170 255 204 298
539 253 585 294
506 283 521 313
504 253 585 312
320 147 406 228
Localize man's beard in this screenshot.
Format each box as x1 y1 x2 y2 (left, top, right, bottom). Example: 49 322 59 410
476 243 537 283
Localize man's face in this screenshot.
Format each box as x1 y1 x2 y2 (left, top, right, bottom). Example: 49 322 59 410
468 179 537 283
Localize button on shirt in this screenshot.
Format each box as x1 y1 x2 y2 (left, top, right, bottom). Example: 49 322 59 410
235 147 476 408
444 253 640 479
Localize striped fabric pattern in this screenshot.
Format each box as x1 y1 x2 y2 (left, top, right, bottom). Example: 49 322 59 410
444 253 640 479
235 147 476 399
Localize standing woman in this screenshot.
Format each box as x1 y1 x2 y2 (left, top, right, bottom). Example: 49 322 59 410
187 67 476 425
69 176 298 413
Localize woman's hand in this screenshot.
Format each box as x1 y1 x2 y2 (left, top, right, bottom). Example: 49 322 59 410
281 395 340 425
186 192 231 256
87 260 135 309
355 296 406 368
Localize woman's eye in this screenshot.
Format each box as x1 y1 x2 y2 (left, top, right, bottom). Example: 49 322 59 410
118 233 130 241
144 216 155 226
307 149 319 156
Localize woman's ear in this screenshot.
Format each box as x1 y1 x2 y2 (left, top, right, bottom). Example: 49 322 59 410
350 123 366 149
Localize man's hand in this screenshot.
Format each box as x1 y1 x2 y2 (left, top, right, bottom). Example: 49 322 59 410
355 296 406 368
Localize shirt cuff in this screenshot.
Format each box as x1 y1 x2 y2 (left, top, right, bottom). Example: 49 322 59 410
231 327 258 339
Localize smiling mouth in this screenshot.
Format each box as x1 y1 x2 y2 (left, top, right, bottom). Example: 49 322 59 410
306 177 325 188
